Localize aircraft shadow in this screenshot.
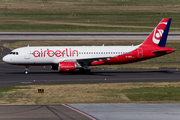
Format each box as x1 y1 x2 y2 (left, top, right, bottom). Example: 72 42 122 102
4 69 174 75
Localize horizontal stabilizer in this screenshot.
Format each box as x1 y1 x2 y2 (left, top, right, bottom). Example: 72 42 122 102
152 49 175 53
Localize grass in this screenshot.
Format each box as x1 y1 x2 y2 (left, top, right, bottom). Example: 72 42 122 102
1 0 180 32
122 86 180 101
1 82 180 104
0 86 31 104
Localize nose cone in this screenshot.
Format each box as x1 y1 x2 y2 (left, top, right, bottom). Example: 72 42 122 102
2 55 7 62
2 55 11 63
2 56 6 62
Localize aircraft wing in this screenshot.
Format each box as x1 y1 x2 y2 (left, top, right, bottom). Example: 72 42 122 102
76 57 110 63
53 56 111 64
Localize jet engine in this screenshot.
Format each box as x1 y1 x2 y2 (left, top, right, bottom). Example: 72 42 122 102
58 62 76 72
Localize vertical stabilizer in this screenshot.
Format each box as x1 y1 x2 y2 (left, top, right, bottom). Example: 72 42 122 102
141 18 172 47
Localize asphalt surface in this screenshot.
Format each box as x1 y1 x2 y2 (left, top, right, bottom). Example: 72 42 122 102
0 32 180 40
1 62 180 89
0 105 96 120
71 104 180 120
1 40 180 120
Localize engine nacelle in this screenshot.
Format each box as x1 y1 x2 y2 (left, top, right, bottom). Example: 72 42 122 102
58 62 76 72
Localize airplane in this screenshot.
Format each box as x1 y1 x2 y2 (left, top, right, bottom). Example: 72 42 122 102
2 18 175 74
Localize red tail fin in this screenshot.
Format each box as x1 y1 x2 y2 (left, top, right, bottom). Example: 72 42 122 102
141 18 171 47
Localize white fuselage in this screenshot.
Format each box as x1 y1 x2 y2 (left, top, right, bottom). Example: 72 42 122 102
3 45 139 65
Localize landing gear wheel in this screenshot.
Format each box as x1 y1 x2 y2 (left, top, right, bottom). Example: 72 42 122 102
24 70 28 75
24 65 29 75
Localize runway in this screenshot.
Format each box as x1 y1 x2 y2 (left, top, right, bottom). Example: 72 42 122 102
1 40 180 120
0 32 180 40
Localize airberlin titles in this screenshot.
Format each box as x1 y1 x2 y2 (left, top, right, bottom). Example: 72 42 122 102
32 48 78 57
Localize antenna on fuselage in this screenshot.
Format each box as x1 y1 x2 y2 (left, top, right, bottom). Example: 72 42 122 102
27 45 29 47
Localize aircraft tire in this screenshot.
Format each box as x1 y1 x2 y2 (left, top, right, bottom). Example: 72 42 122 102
24 70 28 75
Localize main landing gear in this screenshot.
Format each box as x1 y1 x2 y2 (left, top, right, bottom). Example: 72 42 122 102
79 64 91 74
24 65 29 75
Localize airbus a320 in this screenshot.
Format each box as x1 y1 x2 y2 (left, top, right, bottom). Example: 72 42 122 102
2 18 175 74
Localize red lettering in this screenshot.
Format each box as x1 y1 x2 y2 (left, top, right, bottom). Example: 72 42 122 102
72 50 78 57
41 49 43 57
47 49 54 57
66 48 69 57
70 48 71 57
32 48 78 58
33 50 40 57
55 50 61 57
44 50 47 57
62 50 65 57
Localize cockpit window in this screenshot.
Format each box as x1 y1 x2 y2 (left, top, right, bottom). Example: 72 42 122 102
9 52 18 55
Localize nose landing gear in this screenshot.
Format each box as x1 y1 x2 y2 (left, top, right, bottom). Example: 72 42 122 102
24 65 29 75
